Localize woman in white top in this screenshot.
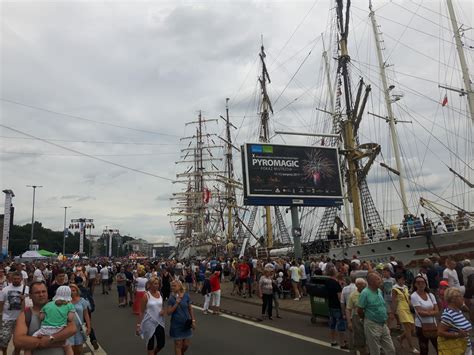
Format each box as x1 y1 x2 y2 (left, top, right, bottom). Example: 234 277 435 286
137 277 165 355
288 261 301 300
133 270 149 315
411 276 439 355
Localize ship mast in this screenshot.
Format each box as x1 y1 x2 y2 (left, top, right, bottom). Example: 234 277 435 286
369 1 410 216
258 43 274 248
445 0 474 122
337 0 363 233
336 0 380 235
219 98 241 242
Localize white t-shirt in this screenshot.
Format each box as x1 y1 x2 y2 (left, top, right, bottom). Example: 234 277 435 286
88 267 98 279
0 284 29 321
411 292 437 327
443 268 460 289
299 265 307 280
290 266 300 282
100 267 109 280
33 269 44 282
21 270 28 281
135 277 148 292
341 283 357 306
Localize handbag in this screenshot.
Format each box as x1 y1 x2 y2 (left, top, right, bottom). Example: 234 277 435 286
415 294 438 338
416 314 438 339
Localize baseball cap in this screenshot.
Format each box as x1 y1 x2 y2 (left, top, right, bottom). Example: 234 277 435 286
439 280 449 287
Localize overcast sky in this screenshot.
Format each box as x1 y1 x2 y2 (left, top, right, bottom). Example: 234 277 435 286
1 0 472 247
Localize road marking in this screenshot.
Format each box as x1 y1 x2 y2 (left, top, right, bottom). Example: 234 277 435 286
192 305 348 352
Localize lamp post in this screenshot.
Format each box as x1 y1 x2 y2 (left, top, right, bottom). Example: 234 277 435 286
62 206 72 255
27 185 42 249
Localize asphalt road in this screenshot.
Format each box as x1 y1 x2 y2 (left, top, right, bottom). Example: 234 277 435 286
92 288 347 355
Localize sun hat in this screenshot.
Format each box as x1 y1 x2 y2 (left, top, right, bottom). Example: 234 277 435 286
53 286 72 302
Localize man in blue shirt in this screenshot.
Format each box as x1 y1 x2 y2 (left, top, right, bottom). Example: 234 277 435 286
358 272 395 355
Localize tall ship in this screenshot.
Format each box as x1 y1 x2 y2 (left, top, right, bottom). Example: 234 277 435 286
170 108 245 259
239 0 473 267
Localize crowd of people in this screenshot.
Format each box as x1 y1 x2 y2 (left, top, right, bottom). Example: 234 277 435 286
0 254 472 355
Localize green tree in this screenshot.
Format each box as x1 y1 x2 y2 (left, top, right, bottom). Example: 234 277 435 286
9 222 90 256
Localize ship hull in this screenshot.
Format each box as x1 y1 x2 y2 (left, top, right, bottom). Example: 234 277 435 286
326 228 474 267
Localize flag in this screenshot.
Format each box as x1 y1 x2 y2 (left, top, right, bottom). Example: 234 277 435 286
203 188 211 204
441 94 448 107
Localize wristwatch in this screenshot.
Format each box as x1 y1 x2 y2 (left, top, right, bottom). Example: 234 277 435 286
48 335 55 343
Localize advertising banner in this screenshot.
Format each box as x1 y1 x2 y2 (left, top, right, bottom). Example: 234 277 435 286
242 143 343 206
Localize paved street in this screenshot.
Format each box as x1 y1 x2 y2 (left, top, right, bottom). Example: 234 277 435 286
92 287 347 355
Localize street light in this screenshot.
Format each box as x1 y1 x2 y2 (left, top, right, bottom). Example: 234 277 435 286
26 185 43 248
62 206 72 255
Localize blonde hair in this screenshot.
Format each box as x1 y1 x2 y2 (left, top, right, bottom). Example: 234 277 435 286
69 283 80 296
171 279 185 293
444 287 462 304
146 277 162 291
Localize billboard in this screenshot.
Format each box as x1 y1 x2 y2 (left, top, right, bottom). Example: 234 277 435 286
242 143 343 207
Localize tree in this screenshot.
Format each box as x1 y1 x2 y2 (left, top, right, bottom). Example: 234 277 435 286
9 222 90 256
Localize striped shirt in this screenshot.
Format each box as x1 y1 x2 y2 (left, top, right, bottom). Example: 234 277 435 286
441 307 472 348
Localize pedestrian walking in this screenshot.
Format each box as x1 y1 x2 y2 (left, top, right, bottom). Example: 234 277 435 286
392 273 418 353
75 277 99 351
137 277 165 355
68 284 91 355
0 271 29 355
258 268 274 320
116 267 127 307
437 287 472 355
201 271 212 314
411 276 438 355
13 281 76 355
167 280 195 355
161 269 171 301
209 271 221 315
325 267 348 349
357 272 396 355
87 264 98 295
133 270 148 315
99 265 109 295
346 278 368 355
288 261 301 300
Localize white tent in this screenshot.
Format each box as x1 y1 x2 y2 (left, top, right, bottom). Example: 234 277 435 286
20 250 47 259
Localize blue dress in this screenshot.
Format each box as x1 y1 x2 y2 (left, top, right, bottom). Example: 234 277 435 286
168 293 192 340
68 298 90 346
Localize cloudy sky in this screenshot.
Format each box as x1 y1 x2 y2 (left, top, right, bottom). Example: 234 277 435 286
1 0 472 247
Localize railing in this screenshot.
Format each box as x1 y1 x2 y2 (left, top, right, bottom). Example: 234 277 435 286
332 215 472 248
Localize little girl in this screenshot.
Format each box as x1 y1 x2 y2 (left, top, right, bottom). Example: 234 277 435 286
27 285 75 355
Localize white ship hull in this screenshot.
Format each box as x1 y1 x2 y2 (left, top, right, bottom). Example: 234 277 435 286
327 228 474 267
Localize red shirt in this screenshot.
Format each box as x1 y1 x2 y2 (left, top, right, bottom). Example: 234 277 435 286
210 274 221 292
238 263 250 279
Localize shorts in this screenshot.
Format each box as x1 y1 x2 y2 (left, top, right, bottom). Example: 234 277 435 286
117 285 126 297
351 314 366 349
211 290 221 307
301 279 307 287
0 320 16 348
328 308 346 331
32 326 65 337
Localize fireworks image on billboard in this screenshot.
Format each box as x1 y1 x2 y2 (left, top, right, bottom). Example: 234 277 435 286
302 149 337 186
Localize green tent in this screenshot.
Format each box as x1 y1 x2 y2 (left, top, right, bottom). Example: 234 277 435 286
38 249 57 257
